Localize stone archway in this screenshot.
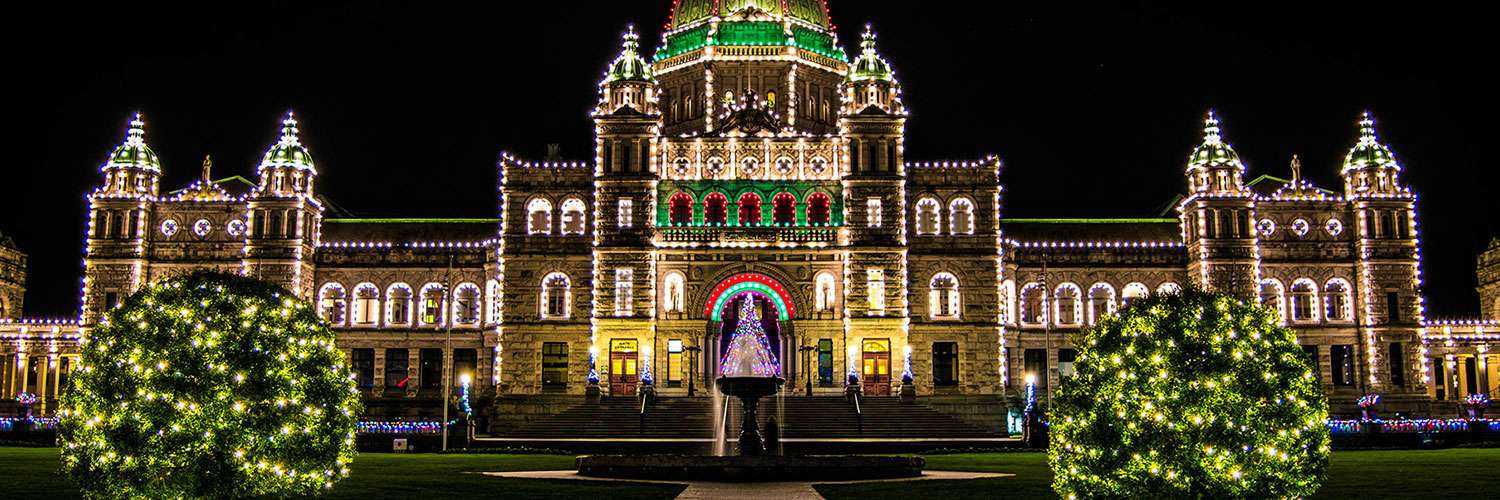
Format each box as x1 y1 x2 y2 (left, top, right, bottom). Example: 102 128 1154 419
698 271 800 387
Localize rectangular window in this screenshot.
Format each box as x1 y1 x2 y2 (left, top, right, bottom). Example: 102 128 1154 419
1386 292 1401 324
541 342 569 391
615 268 634 316
866 198 882 228
933 342 958 387
866 269 885 314
453 349 478 387
1024 349 1048 390
817 339 834 386
667 340 684 388
1302 345 1320 383
1388 343 1406 387
1331 345 1355 387
352 349 374 389
1434 359 1447 400
384 349 409 391
103 292 121 311
420 348 443 390
1058 348 1078 378
618 198 634 229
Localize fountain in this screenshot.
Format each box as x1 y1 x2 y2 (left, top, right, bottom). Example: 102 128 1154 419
575 294 924 481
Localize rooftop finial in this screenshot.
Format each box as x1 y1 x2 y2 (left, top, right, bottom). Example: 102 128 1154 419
1203 109 1222 144
1359 110 1378 142
126 111 147 145
201 155 213 183
1290 154 1302 183
279 110 300 145
861 23 878 54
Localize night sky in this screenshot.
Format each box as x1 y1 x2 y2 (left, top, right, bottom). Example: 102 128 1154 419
7 1 1495 318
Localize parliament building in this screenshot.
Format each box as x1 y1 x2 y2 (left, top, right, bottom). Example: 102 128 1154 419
4 0 1498 425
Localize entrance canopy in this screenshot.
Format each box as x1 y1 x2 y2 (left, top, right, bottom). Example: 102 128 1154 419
705 273 796 321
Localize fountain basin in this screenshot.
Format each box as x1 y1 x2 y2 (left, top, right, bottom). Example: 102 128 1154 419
575 455 926 482
715 376 783 399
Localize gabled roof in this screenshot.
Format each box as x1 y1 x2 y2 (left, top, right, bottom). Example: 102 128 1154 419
1247 174 1337 197
166 176 257 198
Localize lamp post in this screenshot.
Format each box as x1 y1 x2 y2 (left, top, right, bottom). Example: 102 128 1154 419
800 344 816 396
686 345 702 397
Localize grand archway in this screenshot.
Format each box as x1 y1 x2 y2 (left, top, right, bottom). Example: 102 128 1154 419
701 272 798 385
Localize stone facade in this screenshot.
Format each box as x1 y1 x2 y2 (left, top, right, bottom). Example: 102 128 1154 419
6 1 1496 422
1480 239 1500 320
0 231 23 321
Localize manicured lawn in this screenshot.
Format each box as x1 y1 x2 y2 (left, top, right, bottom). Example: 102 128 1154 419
816 448 1500 499
0 448 684 499
4 447 1496 498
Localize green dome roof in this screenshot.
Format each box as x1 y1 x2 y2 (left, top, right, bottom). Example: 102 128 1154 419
104 113 161 172
259 112 316 172
1343 112 1400 173
848 25 894 82
669 0 831 30
605 26 653 84
1187 110 1243 171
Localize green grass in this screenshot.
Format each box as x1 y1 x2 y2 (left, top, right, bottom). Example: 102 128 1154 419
4 447 1497 499
0 448 683 499
816 448 1500 499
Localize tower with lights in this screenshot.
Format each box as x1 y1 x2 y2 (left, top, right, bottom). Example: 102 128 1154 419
244 112 323 298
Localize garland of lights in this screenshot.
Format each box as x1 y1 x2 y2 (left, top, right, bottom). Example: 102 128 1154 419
59 272 361 498
1049 290 1330 498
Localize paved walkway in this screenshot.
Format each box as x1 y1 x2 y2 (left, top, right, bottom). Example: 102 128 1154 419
484 470 1013 500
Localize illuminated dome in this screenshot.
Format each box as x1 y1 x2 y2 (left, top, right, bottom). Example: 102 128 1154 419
1187 110 1243 171
1343 111 1400 172
259 111 316 172
668 0 831 30
103 113 161 172
604 26 653 84
849 25 894 82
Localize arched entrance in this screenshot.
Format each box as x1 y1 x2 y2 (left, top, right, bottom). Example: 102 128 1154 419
701 273 798 386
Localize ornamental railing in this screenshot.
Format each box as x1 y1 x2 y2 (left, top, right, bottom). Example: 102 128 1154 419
656 226 838 245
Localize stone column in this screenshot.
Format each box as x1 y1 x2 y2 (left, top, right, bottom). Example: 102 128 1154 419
372 349 386 397
35 356 49 414
408 348 422 396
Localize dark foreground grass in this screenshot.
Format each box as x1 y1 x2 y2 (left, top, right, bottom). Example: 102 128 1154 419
3 447 1496 499
815 448 1500 499
0 448 684 499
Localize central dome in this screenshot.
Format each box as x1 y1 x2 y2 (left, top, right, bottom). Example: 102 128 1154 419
669 0 832 30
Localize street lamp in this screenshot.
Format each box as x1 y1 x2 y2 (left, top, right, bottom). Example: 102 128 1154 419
799 345 816 396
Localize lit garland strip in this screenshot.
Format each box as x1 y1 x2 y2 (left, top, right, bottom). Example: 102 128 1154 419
1325 419 1497 435
1008 240 1185 249
0 416 60 431
703 273 796 320
355 420 446 435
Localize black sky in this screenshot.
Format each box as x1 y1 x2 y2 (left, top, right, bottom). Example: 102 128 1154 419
6 1 1495 318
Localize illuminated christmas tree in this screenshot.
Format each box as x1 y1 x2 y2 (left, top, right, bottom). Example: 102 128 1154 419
1049 289 1329 498
59 272 360 498
719 295 781 378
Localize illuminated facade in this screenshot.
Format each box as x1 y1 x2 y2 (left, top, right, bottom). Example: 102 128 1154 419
0 230 23 320
4 0 1496 421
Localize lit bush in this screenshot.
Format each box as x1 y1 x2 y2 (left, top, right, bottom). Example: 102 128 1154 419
1050 289 1329 498
60 272 361 498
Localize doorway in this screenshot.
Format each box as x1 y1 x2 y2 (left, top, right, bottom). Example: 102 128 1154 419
609 339 639 396
862 339 891 396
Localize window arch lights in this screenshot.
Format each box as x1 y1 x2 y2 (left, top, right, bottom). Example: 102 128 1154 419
1324 279 1352 322
453 283 482 325
915 196 941 235
1019 283 1046 325
386 283 413 326
540 272 572 320
704 192 729 226
1054 283 1083 326
486 280 502 324
526 198 553 235
668 192 694 226
772 192 797 226
1156 282 1182 296
318 283 347 326
1087 283 1116 325
929 273 961 320
948 197 975 235
806 192 832 226
419 283 446 326
1121 282 1150 306
737 192 762 227
1259 279 1287 324
352 283 380 326
1290 278 1320 323
560 197 587 235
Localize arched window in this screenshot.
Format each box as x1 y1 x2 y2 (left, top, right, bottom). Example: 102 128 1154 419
352 283 380 326
929 273 961 320
1001 280 1016 325
915 197 941 235
1122 282 1150 306
1290 279 1319 323
738 193 762 226
1259 279 1286 323
526 198 552 235
807 192 831 225
704 193 728 225
948 198 975 235
662 272 685 313
1156 282 1182 295
420 283 445 326
1324 279 1352 322
387 283 412 326
318 283 347 326
560 198 587 236
1020 283 1046 324
1055 283 1082 326
487 280 502 324
453 283 481 325
541 273 571 320
773 193 796 225
1088 283 1116 325
669 193 694 225
815 272 837 312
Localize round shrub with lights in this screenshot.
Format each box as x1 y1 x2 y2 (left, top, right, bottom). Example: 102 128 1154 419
1049 289 1330 498
59 272 361 498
